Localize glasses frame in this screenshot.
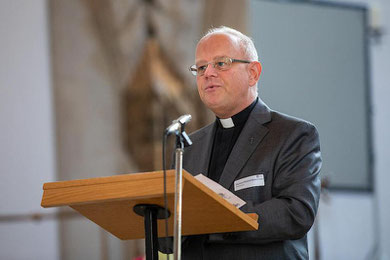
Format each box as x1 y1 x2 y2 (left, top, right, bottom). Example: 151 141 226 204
189 57 251 76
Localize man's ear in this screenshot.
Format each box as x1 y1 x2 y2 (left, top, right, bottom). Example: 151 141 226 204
248 61 262 86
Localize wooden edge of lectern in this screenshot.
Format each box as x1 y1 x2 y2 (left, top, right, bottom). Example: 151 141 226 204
41 170 258 240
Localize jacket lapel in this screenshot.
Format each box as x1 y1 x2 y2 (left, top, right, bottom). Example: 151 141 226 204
184 122 216 176
219 100 271 189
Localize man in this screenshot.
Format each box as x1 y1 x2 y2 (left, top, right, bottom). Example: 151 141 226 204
164 26 322 259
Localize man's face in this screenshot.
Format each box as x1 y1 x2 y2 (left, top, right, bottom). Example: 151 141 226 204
195 33 256 118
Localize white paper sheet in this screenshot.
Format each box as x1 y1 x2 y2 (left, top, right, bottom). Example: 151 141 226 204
194 174 246 208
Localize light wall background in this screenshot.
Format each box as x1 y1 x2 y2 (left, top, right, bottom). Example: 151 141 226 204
0 0 389 259
0 0 58 259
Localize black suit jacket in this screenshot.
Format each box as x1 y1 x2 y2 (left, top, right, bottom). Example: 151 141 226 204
179 99 322 259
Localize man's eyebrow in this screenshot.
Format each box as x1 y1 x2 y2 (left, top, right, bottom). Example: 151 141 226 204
195 56 227 65
214 55 227 59
195 59 207 65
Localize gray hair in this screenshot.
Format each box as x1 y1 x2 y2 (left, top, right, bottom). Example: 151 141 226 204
201 26 259 61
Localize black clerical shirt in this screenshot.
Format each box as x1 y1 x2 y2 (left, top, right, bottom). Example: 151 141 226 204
208 98 258 182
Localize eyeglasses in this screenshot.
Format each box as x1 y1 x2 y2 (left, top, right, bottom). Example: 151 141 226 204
189 56 251 76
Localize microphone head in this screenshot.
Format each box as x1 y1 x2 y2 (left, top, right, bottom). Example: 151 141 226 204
165 114 192 136
178 114 192 125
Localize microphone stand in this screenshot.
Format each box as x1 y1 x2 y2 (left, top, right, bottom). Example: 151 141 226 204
172 124 192 260
134 115 191 260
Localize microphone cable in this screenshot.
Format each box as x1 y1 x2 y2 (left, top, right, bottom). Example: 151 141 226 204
162 131 170 257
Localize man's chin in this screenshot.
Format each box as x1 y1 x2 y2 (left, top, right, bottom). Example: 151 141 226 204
205 103 229 118
203 100 222 111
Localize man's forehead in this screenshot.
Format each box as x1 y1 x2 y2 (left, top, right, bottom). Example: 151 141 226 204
195 33 241 61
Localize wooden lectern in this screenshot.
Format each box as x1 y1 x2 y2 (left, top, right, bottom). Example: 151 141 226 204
41 170 258 257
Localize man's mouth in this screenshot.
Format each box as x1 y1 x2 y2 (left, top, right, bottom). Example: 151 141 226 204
205 85 220 91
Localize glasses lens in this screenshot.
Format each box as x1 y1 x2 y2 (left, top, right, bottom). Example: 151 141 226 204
214 57 232 71
196 64 208 75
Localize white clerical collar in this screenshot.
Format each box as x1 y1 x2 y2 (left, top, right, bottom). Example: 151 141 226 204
219 117 235 128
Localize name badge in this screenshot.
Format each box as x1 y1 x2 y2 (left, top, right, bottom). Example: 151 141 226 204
234 174 265 191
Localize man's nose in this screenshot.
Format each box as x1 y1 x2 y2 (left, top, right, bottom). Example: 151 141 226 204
203 63 218 77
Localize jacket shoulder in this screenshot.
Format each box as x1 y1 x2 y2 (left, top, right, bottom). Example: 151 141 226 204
269 110 318 132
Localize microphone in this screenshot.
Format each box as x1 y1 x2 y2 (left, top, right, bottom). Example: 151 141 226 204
165 114 192 135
